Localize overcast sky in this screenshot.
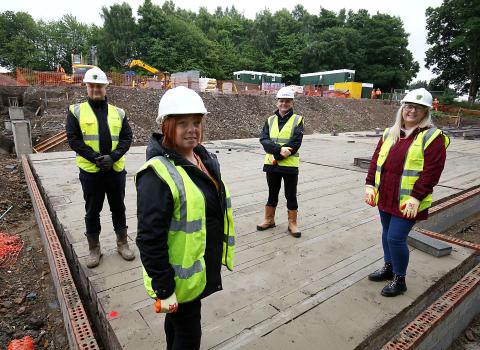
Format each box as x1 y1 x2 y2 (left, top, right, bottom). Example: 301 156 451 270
1 0 442 81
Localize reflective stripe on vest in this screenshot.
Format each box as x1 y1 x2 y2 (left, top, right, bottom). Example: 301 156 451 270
264 114 303 167
135 155 235 303
374 127 450 212
69 102 125 173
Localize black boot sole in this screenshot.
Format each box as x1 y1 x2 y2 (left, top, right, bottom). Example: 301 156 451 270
288 228 301 238
368 274 394 282
257 224 275 231
381 288 407 297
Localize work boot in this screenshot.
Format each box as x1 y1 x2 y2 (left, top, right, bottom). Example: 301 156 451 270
368 263 393 282
86 235 102 268
381 275 407 297
287 210 301 238
257 206 276 231
115 228 135 261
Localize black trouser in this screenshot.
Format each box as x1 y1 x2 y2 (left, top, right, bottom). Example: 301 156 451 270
266 172 298 210
79 170 127 237
164 299 201 350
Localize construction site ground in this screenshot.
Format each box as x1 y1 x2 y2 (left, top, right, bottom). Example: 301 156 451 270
0 153 69 349
1 85 479 349
23 132 479 349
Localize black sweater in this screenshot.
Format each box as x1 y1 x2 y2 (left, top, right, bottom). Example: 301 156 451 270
136 134 226 300
65 98 132 173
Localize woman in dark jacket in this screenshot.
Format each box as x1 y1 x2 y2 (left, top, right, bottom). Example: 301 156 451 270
365 88 449 297
135 87 235 349
257 86 304 237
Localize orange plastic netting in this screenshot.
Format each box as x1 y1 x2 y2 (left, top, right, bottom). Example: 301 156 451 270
0 232 24 267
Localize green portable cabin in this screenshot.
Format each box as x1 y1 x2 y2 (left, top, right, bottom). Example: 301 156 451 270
233 70 282 85
300 69 355 86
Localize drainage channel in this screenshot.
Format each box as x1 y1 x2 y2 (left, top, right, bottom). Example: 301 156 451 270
382 186 480 350
21 155 99 350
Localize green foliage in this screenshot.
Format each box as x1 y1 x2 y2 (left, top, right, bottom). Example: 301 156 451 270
0 11 94 72
98 2 137 69
439 89 457 104
452 100 480 110
0 11 40 69
0 2 419 90
409 80 428 89
426 0 480 102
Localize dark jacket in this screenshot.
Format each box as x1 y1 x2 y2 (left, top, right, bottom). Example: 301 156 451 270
259 109 304 175
365 127 447 221
65 97 133 174
136 133 226 300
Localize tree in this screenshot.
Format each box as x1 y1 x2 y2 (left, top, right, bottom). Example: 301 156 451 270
425 0 480 102
301 27 364 74
0 11 40 69
347 12 419 90
408 80 428 89
37 15 93 72
99 2 137 69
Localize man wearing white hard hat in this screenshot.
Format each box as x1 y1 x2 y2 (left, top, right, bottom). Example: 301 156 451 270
135 86 235 349
65 67 134 268
364 88 450 297
257 86 304 238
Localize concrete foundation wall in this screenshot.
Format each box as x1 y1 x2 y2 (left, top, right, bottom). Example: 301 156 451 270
416 193 480 233
12 120 32 156
416 283 480 350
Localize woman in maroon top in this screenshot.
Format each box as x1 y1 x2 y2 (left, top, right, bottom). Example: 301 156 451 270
365 88 449 297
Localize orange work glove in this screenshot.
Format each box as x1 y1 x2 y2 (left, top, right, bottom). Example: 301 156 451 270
154 292 178 313
400 197 420 219
365 185 377 207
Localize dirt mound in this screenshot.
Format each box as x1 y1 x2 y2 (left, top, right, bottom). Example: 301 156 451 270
1 85 400 148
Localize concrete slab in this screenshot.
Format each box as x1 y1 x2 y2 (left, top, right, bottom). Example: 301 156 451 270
27 132 480 350
407 230 452 257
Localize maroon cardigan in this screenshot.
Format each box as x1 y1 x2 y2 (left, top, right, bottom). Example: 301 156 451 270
365 127 447 221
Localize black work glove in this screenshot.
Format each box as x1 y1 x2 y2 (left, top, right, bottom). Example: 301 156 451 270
95 155 114 172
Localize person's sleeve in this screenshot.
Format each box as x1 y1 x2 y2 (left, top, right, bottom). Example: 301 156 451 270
65 108 100 163
365 137 383 186
411 135 447 201
283 117 304 155
110 114 133 161
260 120 282 156
135 168 176 299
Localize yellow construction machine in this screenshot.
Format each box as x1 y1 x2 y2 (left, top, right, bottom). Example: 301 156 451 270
125 59 171 89
61 53 96 84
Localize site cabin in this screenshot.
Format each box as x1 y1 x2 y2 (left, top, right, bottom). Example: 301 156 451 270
233 70 282 85
300 69 355 87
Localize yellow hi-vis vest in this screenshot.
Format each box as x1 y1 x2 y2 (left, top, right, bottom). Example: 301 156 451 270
69 102 126 173
264 114 303 167
374 127 450 212
135 155 235 303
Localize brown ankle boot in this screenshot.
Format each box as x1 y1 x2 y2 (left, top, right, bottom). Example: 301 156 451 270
287 210 301 238
257 206 276 231
115 228 135 261
86 235 102 268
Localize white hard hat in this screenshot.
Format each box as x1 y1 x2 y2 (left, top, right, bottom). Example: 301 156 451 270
276 86 295 99
156 86 208 124
83 67 109 85
401 88 432 108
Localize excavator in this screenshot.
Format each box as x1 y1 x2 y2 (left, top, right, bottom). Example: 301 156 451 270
125 59 172 89
59 53 96 84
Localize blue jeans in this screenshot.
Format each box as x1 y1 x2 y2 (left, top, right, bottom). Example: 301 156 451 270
379 210 416 276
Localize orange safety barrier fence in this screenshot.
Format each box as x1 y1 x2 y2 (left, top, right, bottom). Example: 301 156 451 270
0 232 24 267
